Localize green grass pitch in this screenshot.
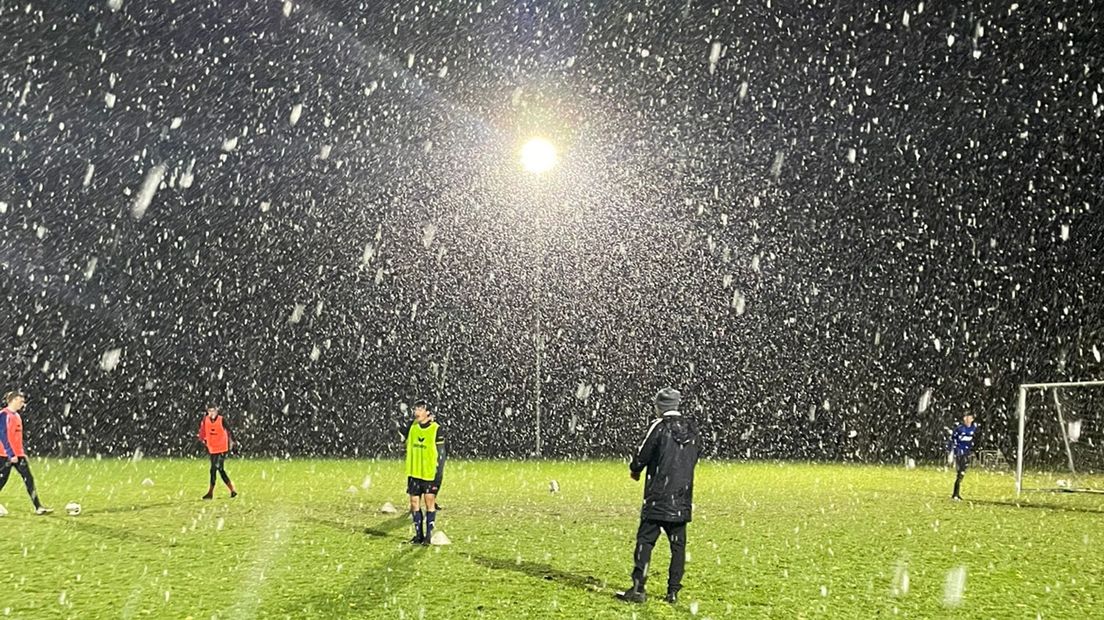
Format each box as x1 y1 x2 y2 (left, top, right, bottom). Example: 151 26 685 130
0 459 1101 618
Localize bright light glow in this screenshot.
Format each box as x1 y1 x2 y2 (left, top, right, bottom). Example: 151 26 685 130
520 138 557 173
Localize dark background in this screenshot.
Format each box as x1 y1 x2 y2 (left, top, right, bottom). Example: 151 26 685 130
1 0 1102 462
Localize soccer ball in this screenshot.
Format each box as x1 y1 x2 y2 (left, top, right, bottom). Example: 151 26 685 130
65 502 81 516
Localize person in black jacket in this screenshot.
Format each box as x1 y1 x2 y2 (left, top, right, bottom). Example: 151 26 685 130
616 387 699 605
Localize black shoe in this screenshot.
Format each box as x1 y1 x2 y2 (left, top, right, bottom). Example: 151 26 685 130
615 588 646 604
664 591 678 604
201 493 213 500
230 491 238 498
409 535 425 545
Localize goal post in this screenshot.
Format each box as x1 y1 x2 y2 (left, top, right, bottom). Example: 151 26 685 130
1015 380 1104 496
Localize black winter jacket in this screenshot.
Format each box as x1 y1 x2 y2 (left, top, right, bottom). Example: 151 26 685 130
630 411 699 523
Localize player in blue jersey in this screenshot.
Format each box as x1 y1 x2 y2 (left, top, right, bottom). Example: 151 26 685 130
948 413 978 501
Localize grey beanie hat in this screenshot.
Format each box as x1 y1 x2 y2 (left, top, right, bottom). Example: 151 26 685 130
655 387 682 413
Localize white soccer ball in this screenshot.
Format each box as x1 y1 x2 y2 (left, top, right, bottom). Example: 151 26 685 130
65 502 81 516
380 502 398 515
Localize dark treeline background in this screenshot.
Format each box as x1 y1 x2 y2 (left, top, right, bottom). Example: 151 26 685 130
1 1 1102 462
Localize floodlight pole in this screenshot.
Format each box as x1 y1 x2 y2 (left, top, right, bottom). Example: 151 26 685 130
533 248 545 459
535 316 543 458
521 143 556 459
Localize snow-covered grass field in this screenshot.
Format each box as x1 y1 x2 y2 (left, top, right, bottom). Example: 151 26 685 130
1 459 1101 618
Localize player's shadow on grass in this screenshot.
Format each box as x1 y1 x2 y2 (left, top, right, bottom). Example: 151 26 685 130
464 556 701 620
968 498 1104 515
363 515 411 538
301 515 410 539
87 500 181 515
463 553 608 595
282 543 428 617
57 519 170 547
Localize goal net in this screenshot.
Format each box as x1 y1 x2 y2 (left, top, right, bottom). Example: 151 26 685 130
1015 380 1104 495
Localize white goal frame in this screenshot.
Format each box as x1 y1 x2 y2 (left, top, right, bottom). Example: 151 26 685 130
1015 380 1104 496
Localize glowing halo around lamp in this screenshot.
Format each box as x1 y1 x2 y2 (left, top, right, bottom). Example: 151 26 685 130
520 138 557 173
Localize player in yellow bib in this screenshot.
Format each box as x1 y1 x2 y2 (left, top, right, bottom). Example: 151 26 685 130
405 400 445 545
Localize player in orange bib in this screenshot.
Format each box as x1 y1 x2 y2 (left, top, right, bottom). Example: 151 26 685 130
197 404 237 500
0 390 53 514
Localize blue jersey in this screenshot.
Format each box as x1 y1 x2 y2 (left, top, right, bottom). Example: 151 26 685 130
949 423 977 456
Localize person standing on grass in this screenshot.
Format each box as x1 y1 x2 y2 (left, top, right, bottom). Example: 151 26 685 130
198 404 237 500
0 390 53 515
617 387 699 605
405 399 445 545
948 413 978 501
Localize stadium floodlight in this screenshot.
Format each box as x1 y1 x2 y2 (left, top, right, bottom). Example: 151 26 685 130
520 138 557 174
516 137 558 457
1015 379 1104 496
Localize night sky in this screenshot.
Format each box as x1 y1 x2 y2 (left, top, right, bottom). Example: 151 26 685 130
2 0 1102 461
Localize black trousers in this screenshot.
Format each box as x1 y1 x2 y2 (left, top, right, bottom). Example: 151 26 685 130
953 454 968 497
631 518 687 593
209 452 232 487
0 457 41 508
